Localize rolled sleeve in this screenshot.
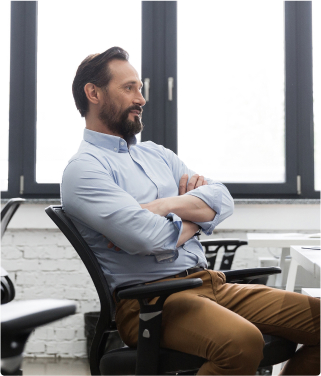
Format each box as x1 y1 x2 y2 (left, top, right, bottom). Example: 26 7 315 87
154 212 183 263
162 146 234 234
185 183 234 235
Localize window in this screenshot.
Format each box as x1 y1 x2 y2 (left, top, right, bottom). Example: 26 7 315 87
36 1 142 184
177 1 285 184
2 1 319 199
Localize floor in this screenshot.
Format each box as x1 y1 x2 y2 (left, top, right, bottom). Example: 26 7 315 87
22 357 90 375
22 357 273 375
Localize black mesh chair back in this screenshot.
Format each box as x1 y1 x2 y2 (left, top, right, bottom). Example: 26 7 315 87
1 198 25 238
45 205 114 375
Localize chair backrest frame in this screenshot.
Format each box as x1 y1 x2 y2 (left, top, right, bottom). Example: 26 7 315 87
45 205 115 375
1 198 25 238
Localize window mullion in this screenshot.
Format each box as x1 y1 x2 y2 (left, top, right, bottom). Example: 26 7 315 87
6 2 27 198
164 1 177 154
295 1 317 197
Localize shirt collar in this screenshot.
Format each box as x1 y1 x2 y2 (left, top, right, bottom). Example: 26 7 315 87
83 128 137 153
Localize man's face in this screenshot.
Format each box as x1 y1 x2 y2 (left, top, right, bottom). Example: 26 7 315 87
98 60 146 142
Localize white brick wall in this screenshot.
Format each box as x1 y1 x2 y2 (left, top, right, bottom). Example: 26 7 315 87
1 228 100 358
1 207 319 358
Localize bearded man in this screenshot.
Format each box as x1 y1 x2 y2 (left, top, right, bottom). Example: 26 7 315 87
61 47 320 375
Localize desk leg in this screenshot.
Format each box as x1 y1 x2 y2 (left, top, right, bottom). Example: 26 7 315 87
285 258 299 292
272 363 282 375
275 247 290 288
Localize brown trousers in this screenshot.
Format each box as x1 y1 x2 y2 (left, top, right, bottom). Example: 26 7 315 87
115 270 320 375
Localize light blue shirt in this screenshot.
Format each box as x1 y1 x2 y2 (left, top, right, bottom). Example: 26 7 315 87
61 129 234 293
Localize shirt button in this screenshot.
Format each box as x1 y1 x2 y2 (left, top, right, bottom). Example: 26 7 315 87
114 147 117 151
120 141 124 146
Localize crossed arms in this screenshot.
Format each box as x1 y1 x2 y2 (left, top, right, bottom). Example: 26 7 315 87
108 173 216 250
62 145 234 257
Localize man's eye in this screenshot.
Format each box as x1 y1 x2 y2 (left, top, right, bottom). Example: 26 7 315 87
126 86 132 91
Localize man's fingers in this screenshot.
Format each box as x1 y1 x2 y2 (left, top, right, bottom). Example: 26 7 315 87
179 174 189 195
195 176 205 188
107 241 121 251
187 174 199 192
180 173 206 193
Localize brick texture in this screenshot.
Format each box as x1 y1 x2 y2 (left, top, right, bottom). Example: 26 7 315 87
1 227 312 358
2 229 98 358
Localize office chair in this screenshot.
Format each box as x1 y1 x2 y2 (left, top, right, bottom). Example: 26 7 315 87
200 238 248 270
45 205 297 376
1 298 76 375
1 198 25 305
1 264 76 375
1 267 15 305
200 238 271 285
1 199 25 307
1 199 76 375
1 198 25 238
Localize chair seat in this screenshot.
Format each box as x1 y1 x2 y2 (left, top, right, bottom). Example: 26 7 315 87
260 334 297 367
100 335 297 375
100 346 205 375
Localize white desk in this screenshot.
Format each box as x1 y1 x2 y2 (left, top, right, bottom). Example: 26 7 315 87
286 246 321 292
272 245 320 375
247 233 320 287
302 288 321 298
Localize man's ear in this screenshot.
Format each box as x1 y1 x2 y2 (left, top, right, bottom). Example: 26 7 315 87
84 83 101 105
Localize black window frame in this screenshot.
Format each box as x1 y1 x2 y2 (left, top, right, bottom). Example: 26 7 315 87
2 1 319 199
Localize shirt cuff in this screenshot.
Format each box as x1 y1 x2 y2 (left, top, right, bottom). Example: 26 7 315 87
194 214 221 236
185 184 223 235
154 212 182 263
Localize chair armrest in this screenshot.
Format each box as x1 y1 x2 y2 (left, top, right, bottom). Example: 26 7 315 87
223 267 281 283
1 299 76 335
200 238 248 247
1 299 76 375
117 278 203 301
116 279 203 376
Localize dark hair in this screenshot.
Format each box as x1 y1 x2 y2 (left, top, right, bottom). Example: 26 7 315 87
72 47 129 117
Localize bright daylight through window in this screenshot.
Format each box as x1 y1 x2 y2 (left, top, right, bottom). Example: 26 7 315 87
36 1 141 183
177 1 285 183
0 1 10 191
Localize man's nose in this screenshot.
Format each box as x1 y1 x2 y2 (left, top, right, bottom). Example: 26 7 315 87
134 91 146 107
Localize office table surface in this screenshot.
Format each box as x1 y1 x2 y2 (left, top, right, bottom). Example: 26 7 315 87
247 233 320 288
247 233 320 247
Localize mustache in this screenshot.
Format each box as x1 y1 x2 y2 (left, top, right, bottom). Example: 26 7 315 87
125 105 143 115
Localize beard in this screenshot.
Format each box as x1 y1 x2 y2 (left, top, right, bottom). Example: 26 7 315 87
98 98 144 143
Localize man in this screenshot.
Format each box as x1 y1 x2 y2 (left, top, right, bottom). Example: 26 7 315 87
62 47 320 375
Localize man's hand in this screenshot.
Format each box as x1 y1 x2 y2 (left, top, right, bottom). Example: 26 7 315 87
106 173 211 251
139 173 213 222
104 235 121 251
179 173 208 195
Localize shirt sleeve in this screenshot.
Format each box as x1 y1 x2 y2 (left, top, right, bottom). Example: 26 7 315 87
162 146 234 235
61 157 183 256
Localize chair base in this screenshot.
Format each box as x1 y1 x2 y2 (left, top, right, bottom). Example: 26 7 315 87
100 346 205 375
100 335 297 375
